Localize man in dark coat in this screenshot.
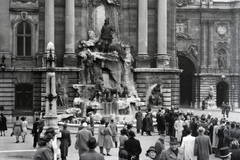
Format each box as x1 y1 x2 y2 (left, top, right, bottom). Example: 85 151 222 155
156 109 165 135
135 107 142 134
124 131 142 160
60 124 71 160
32 117 40 148
194 126 212 160
80 137 105 160
155 134 165 160
145 109 154 136
0 113 7 136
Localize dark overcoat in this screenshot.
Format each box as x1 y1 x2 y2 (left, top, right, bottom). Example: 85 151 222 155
124 137 142 160
0 116 7 131
60 129 71 157
145 113 153 132
135 111 143 131
159 148 184 160
80 149 105 160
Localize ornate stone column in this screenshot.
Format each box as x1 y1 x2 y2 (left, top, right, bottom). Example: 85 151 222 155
235 13 239 73
136 0 150 68
200 20 207 70
63 0 77 67
208 20 214 70
45 0 54 50
156 0 170 68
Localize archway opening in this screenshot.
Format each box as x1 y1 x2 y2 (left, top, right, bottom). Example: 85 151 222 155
178 56 196 107
217 81 229 107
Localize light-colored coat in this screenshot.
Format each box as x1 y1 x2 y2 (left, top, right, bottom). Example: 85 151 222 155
174 120 184 142
160 148 184 160
103 126 114 149
75 128 92 157
80 149 105 160
212 125 219 148
98 124 105 147
181 135 197 160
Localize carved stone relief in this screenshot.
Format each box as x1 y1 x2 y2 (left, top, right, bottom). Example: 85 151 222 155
88 0 121 43
176 15 191 40
214 42 228 69
216 23 228 38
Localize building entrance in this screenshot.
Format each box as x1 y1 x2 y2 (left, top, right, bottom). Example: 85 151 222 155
217 81 229 107
178 56 196 106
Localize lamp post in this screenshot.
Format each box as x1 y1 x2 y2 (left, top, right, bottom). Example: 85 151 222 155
44 42 60 160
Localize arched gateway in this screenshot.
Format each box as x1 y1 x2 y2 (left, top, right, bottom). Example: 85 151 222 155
217 81 229 107
178 56 197 107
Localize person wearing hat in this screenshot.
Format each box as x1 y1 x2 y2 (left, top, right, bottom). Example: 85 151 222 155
159 136 184 160
155 134 165 160
110 118 118 148
80 137 105 160
59 124 71 160
75 122 92 159
124 131 142 160
100 17 115 53
219 147 231 160
145 146 157 160
194 126 212 160
181 128 196 160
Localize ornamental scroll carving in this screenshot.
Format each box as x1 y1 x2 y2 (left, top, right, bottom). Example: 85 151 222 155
12 0 36 3
176 0 191 7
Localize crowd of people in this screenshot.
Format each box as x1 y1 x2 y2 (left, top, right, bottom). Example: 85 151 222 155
2 105 240 160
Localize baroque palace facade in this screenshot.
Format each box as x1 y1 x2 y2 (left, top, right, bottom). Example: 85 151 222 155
0 0 239 122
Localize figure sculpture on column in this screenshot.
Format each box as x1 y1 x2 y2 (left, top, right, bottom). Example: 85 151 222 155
56 83 68 108
100 17 115 53
147 84 163 108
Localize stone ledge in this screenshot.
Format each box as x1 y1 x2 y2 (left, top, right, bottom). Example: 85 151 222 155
3 67 83 72
134 68 182 73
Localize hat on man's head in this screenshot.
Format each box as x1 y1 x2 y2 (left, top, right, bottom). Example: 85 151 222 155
45 127 56 136
87 137 98 149
220 147 232 158
169 136 178 145
198 126 205 132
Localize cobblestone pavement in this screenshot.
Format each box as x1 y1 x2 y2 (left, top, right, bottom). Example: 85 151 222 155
1 108 237 160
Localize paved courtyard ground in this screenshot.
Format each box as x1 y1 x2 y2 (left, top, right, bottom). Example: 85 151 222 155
0 108 238 160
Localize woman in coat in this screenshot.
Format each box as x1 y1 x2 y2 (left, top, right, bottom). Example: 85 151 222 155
98 118 106 155
103 121 114 156
13 116 22 143
0 113 7 136
60 124 71 160
21 117 28 142
145 111 154 136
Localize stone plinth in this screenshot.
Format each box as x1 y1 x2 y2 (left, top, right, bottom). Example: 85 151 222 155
63 53 77 67
205 99 217 110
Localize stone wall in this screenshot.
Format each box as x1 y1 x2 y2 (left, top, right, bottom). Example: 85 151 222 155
134 69 181 108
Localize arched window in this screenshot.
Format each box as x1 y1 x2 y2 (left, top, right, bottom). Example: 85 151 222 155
15 83 33 109
16 22 32 56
